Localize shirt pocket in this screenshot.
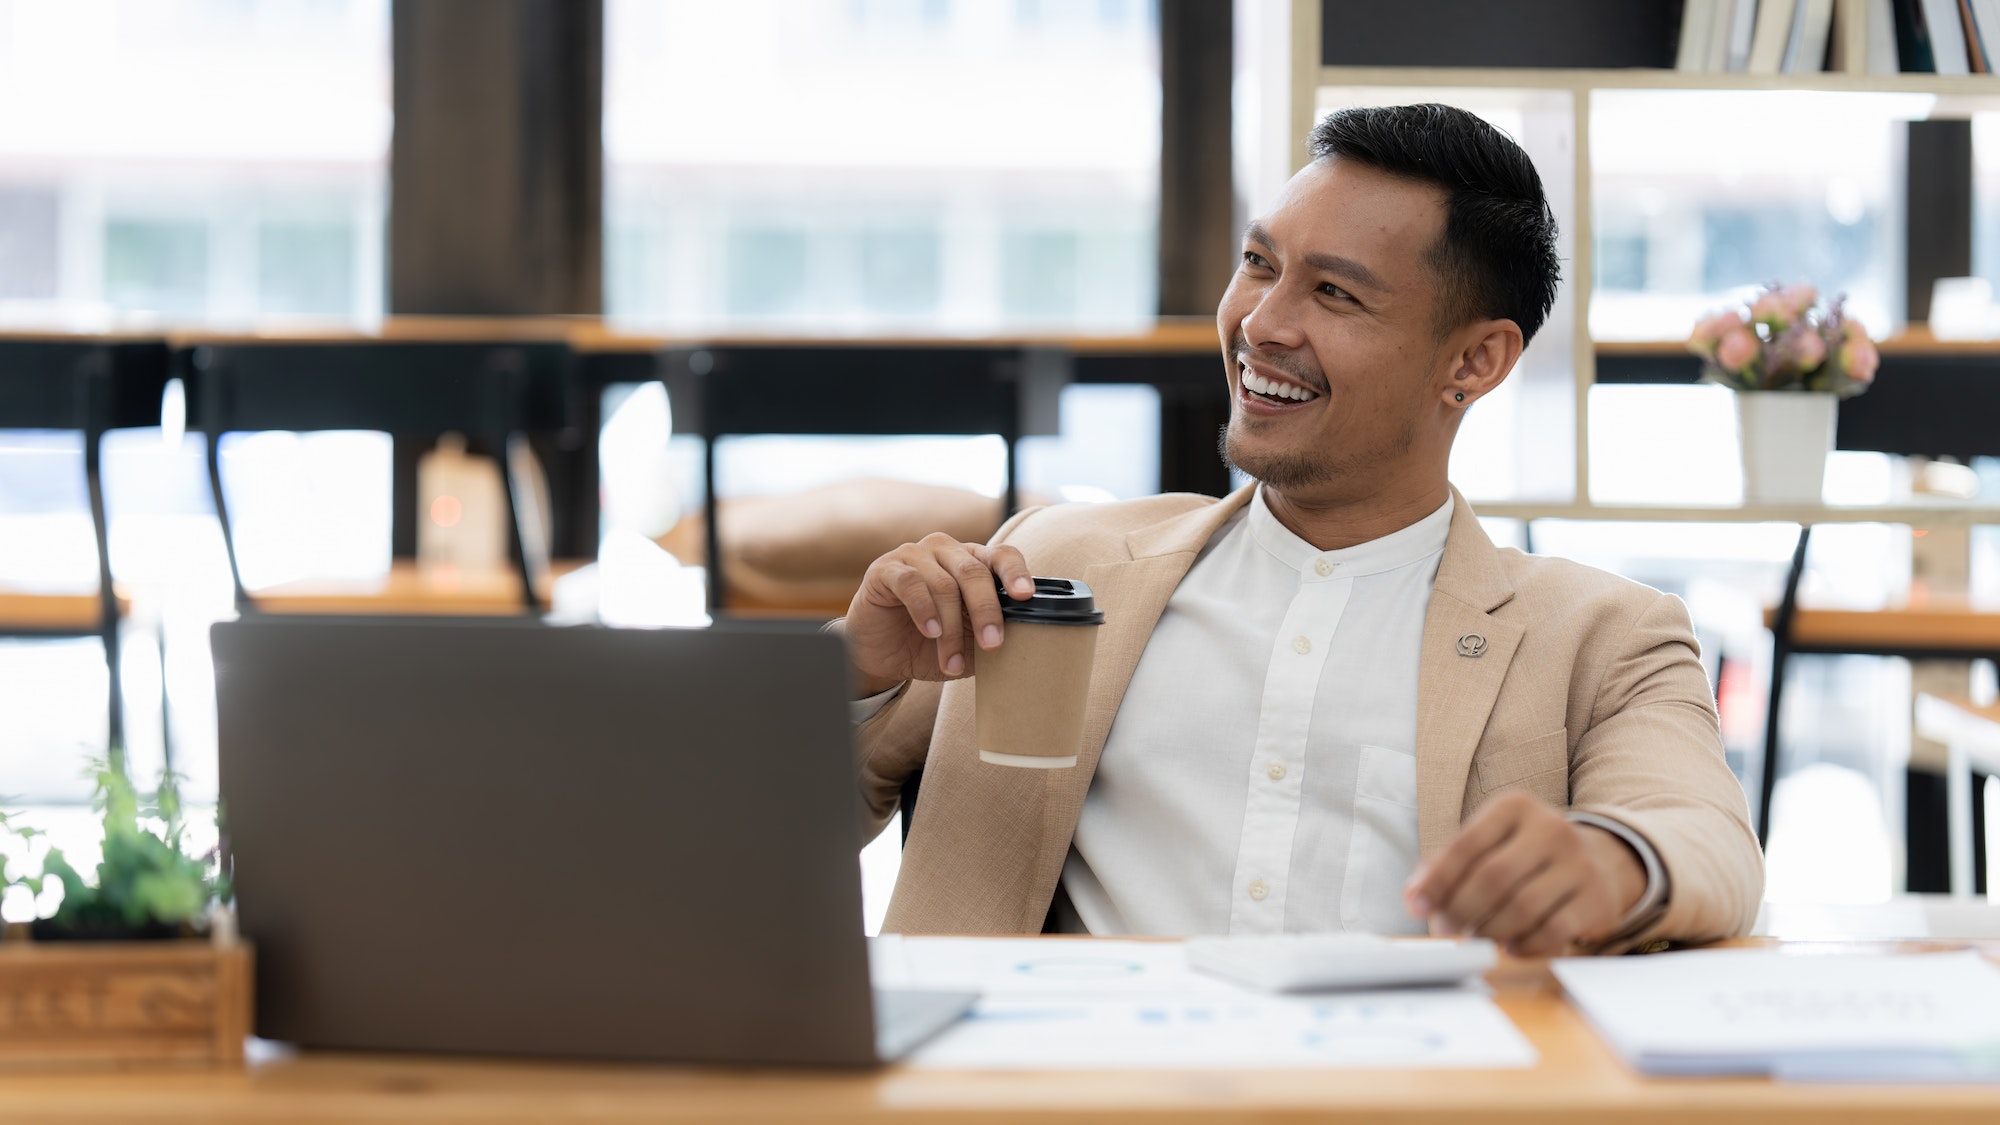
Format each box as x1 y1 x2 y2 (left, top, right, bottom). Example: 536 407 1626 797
1340 744 1425 935
1472 729 1570 807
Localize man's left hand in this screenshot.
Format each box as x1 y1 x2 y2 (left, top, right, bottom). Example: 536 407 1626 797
1401 792 1646 956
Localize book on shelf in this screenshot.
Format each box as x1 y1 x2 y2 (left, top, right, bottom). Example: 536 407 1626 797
1749 0 1801 70
1922 0 1973 72
1867 0 1902 71
1678 0 1719 70
1669 0 2000 73
1784 0 1836 70
1966 0 1990 73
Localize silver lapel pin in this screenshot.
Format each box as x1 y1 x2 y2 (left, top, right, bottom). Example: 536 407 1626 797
1456 632 1488 658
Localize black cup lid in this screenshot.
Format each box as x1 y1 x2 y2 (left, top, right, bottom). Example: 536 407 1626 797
994 575 1105 625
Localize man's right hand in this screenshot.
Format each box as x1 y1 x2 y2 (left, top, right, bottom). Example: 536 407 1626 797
844 533 1036 698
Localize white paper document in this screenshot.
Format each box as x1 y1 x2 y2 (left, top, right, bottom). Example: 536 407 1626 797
1554 949 2000 1081
871 936 1536 1070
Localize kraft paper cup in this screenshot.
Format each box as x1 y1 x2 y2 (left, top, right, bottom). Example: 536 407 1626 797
974 576 1105 769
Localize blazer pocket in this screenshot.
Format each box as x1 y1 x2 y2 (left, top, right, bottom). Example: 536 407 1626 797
1473 730 1570 802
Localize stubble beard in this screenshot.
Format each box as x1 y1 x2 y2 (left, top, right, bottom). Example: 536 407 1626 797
1218 421 1347 491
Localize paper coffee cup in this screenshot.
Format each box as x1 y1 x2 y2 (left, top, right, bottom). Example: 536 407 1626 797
974 576 1105 769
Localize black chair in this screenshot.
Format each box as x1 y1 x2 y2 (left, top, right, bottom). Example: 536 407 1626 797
0 338 172 765
656 343 1034 613
184 340 573 614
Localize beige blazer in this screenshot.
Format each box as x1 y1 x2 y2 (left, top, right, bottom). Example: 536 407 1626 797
854 486 1764 948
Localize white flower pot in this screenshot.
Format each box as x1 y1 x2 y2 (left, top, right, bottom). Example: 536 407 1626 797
1735 391 1837 505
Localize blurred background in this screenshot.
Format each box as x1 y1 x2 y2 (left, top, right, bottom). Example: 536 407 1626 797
3 0 2000 934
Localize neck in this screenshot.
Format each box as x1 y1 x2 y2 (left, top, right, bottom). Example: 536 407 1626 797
1259 477 1452 551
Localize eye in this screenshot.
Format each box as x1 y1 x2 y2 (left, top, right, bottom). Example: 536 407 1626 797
1318 281 1353 301
1241 250 1271 270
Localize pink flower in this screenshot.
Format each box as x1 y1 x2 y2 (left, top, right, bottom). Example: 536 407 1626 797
1840 317 1879 383
1716 327 1759 372
1749 289 1790 326
1842 335 1880 384
1689 310 1746 352
1782 283 1819 317
1792 329 1827 370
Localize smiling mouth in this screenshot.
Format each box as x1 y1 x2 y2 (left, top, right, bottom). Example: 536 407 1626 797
1238 361 1321 406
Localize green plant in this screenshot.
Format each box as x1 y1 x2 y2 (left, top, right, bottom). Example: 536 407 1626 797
1 763 225 937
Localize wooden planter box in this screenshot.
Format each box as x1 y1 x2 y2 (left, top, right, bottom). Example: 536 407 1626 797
0 937 252 1067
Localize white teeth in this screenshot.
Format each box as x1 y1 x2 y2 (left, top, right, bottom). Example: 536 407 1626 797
1242 367 1320 402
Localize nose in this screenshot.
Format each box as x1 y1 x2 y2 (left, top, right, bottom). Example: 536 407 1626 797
1236 276 1308 354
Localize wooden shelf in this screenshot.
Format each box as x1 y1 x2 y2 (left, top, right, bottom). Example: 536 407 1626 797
1475 500 2000 527
1600 326 2000 358
1317 65 2000 97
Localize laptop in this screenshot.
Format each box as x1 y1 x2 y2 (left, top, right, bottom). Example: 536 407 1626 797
212 616 973 1066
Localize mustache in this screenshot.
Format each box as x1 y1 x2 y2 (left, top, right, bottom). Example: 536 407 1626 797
1229 332 1325 393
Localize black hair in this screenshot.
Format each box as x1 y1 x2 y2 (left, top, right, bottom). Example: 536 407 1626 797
1307 103 1561 347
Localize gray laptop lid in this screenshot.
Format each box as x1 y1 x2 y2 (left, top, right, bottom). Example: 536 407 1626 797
213 617 887 1066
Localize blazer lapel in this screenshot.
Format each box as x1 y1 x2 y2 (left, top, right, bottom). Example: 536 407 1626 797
1415 491 1522 858
1035 486 1256 882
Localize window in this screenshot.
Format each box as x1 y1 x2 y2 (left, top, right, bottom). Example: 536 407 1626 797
603 0 1159 332
103 219 209 317
0 0 389 327
0 187 57 300
859 227 942 316
258 219 358 317
1589 89 1926 342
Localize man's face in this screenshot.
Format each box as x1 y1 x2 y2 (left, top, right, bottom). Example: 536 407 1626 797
1216 156 1459 501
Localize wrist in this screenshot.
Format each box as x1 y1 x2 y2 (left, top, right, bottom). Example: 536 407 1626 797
1577 823 1648 917
853 669 907 700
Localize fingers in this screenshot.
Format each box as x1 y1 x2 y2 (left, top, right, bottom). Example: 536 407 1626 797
1476 863 1579 949
1429 829 1552 937
977 544 1036 601
1512 896 1613 958
866 534 1027 679
1403 791 1533 922
883 552 966 675
944 542 1009 658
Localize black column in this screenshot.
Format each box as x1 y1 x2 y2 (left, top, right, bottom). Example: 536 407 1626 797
1157 0 1235 318
1904 118 1973 325
390 0 603 315
1155 0 1235 498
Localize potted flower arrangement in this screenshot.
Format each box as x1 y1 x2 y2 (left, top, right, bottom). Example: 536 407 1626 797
1687 283 1881 504
0 765 248 1066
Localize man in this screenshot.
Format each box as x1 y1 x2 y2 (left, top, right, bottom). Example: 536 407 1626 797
840 104 1762 954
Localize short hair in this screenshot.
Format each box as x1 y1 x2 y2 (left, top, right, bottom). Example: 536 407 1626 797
1307 103 1561 347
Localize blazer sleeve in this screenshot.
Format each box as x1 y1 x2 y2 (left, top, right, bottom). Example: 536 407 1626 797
1567 591 1765 951
846 504 1047 843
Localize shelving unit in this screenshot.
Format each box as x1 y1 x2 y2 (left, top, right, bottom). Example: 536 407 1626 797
1287 0 2000 531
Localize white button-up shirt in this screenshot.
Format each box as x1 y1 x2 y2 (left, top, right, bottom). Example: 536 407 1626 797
1058 488 1451 936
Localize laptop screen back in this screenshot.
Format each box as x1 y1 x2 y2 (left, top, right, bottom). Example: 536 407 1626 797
213 617 879 1066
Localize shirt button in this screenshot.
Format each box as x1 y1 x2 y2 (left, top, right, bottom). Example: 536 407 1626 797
1291 635 1311 655
1267 762 1287 781
1314 558 1333 577
1247 879 1269 902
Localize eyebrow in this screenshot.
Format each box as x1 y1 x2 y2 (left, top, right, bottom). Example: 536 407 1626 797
1243 221 1390 293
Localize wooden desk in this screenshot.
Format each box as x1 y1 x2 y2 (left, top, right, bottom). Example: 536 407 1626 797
249 561 585 616
5 943 2000 1122
0 588 131 632
1761 602 2000 656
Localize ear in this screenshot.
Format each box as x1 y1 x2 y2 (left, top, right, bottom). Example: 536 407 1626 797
1441 319 1524 408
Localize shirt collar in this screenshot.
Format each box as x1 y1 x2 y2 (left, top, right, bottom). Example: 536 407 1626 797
1246 485 1453 581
